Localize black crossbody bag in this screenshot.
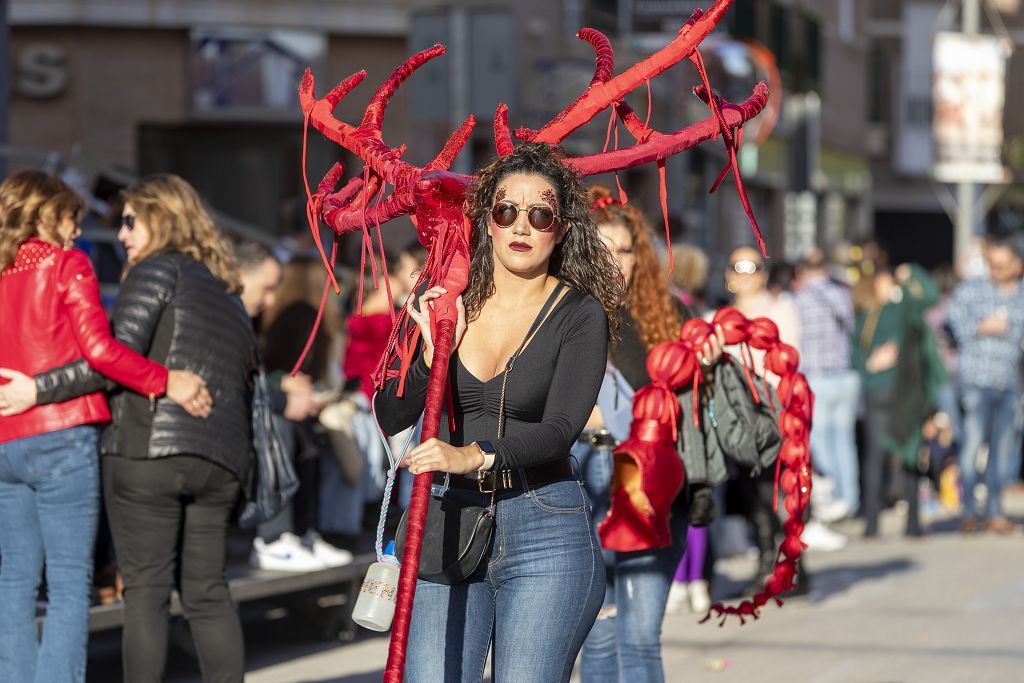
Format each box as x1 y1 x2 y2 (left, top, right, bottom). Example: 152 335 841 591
395 283 565 584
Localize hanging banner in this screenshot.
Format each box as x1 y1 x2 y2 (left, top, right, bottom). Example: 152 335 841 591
932 31 1011 184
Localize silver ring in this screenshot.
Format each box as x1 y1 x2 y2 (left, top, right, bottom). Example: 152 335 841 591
700 357 712 366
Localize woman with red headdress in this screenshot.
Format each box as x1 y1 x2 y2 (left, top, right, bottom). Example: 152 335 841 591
375 144 624 681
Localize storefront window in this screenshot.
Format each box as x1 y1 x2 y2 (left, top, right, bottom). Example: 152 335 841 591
192 28 326 113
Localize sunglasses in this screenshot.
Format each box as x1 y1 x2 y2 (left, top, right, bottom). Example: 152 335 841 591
120 214 136 231
490 201 558 232
730 259 762 275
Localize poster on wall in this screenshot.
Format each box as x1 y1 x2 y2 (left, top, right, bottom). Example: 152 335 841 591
932 31 1011 184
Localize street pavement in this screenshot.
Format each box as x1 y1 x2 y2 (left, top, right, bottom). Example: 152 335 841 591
96 492 1024 683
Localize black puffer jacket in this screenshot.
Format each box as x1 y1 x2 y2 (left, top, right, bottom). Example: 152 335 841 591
36 252 257 485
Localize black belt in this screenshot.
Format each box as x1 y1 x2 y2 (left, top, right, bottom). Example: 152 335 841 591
434 457 575 494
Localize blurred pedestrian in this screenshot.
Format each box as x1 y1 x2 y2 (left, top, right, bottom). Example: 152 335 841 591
0 171 208 683
578 185 722 681
234 241 338 572
793 248 860 521
853 262 944 537
948 234 1024 534
669 243 709 314
261 256 355 563
724 246 800 375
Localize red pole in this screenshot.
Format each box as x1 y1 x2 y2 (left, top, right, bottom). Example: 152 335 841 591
383 316 455 682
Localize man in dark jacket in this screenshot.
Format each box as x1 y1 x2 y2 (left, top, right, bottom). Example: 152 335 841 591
233 240 352 571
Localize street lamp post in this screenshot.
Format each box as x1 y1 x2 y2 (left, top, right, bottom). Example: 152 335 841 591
955 0 981 262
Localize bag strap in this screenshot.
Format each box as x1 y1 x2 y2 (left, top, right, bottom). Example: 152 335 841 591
505 281 567 375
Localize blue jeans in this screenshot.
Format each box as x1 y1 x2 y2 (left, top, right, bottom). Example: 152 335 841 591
805 370 861 514
0 426 100 683
580 508 687 683
573 441 614 531
935 381 962 450
959 384 1023 519
406 477 605 682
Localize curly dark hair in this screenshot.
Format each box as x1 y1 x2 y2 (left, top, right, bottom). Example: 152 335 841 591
464 143 623 340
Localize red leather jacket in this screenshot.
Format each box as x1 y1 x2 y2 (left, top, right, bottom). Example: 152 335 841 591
0 238 168 444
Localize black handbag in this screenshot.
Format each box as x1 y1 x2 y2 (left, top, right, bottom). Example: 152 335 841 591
239 368 301 529
395 482 495 585
394 283 565 584
706 357 782 474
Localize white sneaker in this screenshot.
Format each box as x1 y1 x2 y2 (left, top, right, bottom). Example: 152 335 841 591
814 497 851 523
811 475 837 501
302 530 354 568
801 519 848 552
250 532 327 572
811 476 850 522
689 580 711 614
665 581 690 615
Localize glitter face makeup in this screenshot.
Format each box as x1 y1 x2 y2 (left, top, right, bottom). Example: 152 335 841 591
541 189 557 211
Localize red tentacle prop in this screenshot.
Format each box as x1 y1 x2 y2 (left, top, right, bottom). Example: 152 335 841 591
604 306 812 625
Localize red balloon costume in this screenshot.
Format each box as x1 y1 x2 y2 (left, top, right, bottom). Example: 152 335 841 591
601 308 814 626
296 0 778 676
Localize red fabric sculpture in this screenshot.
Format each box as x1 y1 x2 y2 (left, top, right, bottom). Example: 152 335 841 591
298 0 770 677
602 306 814 626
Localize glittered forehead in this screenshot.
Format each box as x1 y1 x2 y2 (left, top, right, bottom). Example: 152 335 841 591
541 190 558 210
492 180 559 211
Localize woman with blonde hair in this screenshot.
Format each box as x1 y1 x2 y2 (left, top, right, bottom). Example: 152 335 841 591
0 171 209 683
11 174 258 682
578 184 722 682
670 242 709 313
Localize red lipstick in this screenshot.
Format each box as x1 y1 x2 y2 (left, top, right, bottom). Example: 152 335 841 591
509 241 532 252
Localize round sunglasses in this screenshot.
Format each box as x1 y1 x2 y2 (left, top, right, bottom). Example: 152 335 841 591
490 201 559 232
120 214 136 231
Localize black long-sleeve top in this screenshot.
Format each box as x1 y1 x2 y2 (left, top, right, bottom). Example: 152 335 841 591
610 301 691 392
374 286 608 471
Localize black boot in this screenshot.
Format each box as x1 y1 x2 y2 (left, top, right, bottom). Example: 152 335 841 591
742 506 779 596
786 557 812 598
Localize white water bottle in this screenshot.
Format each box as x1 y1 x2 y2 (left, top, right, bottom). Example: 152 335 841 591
352 541 401 631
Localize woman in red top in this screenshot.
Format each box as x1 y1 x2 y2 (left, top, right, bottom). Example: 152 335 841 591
0 171 208 683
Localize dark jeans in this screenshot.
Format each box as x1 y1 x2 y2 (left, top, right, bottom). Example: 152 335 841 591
103 455 244 683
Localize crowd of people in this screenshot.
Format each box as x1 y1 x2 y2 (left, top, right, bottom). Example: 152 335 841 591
1 151 1022 683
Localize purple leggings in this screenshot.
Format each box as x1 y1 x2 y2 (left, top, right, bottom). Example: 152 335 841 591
674 525 707 583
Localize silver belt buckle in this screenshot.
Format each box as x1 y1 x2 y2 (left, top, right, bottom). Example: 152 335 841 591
477 470 497 494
